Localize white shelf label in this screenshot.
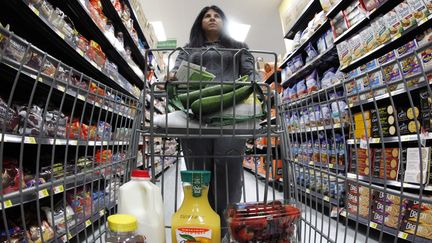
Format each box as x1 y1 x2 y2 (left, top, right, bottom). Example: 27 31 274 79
306 189 311 194
323 196 330 202
340 210 347 217
99 209 105 216
54 185 64 194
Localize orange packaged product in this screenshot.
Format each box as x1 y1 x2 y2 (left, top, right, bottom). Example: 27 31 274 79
86 40 106 67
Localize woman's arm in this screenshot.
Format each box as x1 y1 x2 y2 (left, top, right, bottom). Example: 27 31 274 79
238 43 261 81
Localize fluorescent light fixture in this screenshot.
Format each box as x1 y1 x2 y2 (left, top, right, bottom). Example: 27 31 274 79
150 21 167 41
227 20 250 42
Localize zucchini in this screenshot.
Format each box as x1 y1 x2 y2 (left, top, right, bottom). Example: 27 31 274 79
191 85 254 116
178 84 234 107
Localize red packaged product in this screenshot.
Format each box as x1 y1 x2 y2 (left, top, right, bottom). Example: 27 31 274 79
2 159 26 195
77 35 89 53
86 41 106 67
66 120 89 139
95 149 112 163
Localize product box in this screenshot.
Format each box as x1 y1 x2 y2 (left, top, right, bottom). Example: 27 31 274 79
378 50 397 65
400 54 422 76
382 62 402 83
347 200 371 218
407 0 430 22
373 200 407 216
371 211 402 229
395 2 417 31
383 9 403 39
404 202 432 224
418 47 432 73
400 220 432 240
404 147 431 184
397 40 417 57
337 41 352 67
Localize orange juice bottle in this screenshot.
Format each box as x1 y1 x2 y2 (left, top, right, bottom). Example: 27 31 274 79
171 170 220 243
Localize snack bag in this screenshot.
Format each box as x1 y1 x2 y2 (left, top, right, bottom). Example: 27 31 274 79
296 80 307 98
383 9 403 39
395 2 417 31
306 70 320 93
337 41 352 67
306 42 319 62
288 84 297 100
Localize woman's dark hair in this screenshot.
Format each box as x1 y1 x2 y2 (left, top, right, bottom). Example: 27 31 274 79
188 5 245 48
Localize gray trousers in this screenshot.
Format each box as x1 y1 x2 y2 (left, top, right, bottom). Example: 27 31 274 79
180 138 246 226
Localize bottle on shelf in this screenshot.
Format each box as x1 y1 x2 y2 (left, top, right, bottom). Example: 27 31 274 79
171 170 221 243
117 170 165 242
106 214 145 243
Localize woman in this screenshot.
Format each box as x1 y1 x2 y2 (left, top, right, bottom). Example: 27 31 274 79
169 5 256 235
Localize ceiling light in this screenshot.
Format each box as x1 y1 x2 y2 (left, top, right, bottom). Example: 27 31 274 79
150 21 167 41
227 20 251 42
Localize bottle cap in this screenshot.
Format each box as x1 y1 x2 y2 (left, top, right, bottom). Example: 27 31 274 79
108 214 137 232
131 169 150 178
180 170 211 184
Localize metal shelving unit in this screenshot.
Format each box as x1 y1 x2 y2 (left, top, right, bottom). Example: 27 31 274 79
284 0 322 39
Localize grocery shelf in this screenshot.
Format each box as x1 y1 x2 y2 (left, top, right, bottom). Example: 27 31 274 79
280 21 331 69
297 185 343 206
288 122 345 134
346 173 432 191
11 2 140 98
281 82 344 109
68 0 145 85
333 0 402 45
284 0 322 39
1 59 136 120
340 210 432 243
281 45 337 88
0 133 129 146
347 75 430 109
58 208 107 243
99 0 147 69
292 159 346 171
341 14 432 72
0 174 102 210
346 132 432 145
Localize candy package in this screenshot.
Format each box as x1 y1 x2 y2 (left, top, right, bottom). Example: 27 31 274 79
306 69 320 93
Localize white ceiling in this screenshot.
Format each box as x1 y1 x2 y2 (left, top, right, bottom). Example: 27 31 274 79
139 0 286 61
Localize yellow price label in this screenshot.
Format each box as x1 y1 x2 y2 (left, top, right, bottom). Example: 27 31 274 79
306 189 311 194
38 189 49 199
77 49 85 56
329 164 334 169
68 232 73 240
2 200 12 209
323 196 330 202
85 219 91 227
398 232 408 239
369 222 378 229
29 5 40 16
27 137 36 144
54 185 64 194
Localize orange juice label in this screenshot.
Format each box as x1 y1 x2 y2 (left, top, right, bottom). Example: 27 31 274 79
175 227 212 242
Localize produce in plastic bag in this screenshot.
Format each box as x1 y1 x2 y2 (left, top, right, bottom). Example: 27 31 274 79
306 69 320 93
306 42 319 62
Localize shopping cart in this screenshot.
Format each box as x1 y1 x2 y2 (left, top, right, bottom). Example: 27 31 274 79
139 47 302 242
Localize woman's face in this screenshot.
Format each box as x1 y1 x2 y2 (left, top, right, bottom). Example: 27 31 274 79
201 9 223 35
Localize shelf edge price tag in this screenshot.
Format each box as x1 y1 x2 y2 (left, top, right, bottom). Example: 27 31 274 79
340 210 347 217
323 196 330 202
29 5 39 16
309 161 314 165
38 189 49 199
306 189 311 194
398 232 408 239
369 222 378 229
27 137 36 144
85 219 91 228
54 185 64 194
99 209 105 216
68 232 73 240
329 164 334 169
1 200 12 209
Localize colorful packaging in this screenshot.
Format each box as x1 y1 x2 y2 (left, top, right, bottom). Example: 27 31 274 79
288 84 297 100
349 35 366 60
395 2 417 31
360 0 379 11
407 0 430 22
293 55 304 71
306 42 319 62
306 70 320 93
401 221 432 240
337 41 352 67
416 28 432 48
418 47 432 73
297 80 307 98
317 36 327 54
362 26 379 53
382 63 402 83
383 9 403 38
371 17 391 45
397 40 417 56
401 54 421 76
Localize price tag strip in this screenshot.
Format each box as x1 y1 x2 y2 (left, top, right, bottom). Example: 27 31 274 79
0 200 13 209
54 185 64 194
38 189 49 199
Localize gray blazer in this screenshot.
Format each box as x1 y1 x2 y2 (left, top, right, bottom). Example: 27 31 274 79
171 41 257 82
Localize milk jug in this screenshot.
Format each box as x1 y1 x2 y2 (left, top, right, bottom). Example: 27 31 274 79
118 170 165 242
